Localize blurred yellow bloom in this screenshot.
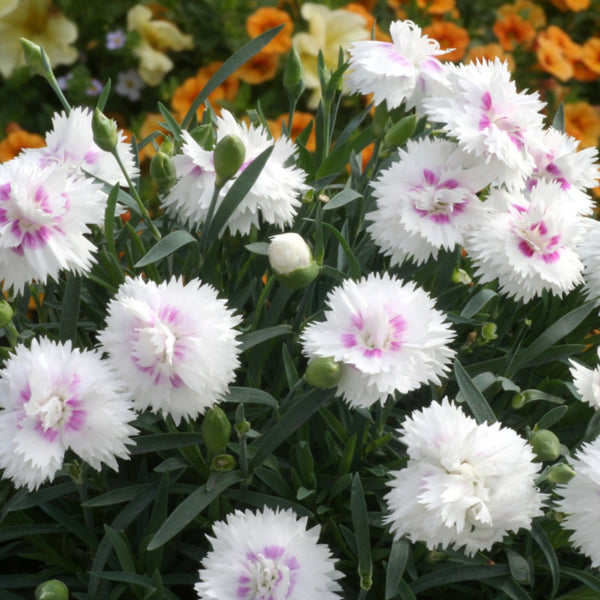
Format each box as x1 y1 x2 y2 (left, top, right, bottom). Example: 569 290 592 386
127 4 193 86
292 2 369 108
0 0 77 79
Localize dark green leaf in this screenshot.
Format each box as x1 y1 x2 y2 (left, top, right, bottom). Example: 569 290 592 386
134 230 197 268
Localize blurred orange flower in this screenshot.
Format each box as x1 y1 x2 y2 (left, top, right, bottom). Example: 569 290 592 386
237 52 280 84
465 44 516 72
388 0 457 18
498 0 546 29
582 38 600 75
493 14 536 51
0 123 45 162
137 112 169 162
547 0 590 11
343 3 391 42
564 101 600 148
246 7 293 55
536 26 582 81
423 22 470 62
171 62 239 122
272 112 316 152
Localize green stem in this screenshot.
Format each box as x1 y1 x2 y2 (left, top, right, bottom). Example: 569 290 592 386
3 320 19 348
46 73 72 115
201 184 223 251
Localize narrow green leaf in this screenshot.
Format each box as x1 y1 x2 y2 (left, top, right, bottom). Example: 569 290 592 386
130 432 205 455
134 230 197 268
59 274 81 342
460 289 498 319
225 386 278 409
97 79 111 111
561 567 600 592
91 571 155 589
351 474 372 590
147 471 243 550
552 102 565 133
531 521 560 598
6 481 76 511
104 184 121 260
244 242 269 255
239 324 292 352
385 538 410 599
104 525 137 575
323 188 362 211
410 564 510 593
536 405 569 431
157 101 182 141
322 222 361 279
487 578 532 600
505 546 532 584
83 483 153 507
454 359 497 424
0 524 60 543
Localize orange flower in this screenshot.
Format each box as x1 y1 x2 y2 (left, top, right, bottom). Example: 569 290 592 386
137 112 168 162
564 101 600 148
493 14 536 51
423 21 470 62
498 0 546 29
0 123 45 162
388 0 456 17
246 7 293 55
465 43 516 72
237 52 280 84
343 3 391 42
272 112 316 152
547 0 590 11
171 62 239 122
536 27 582 81
582 38 600 75
539 26 582 60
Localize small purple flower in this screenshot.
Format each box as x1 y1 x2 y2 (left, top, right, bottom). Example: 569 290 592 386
106 29 126 50
85 78 103 96
115 69 145 101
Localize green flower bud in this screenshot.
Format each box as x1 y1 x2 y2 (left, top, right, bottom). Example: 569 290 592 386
201 406 231 454
481 322 498 341
511 392 526 409
210 453 236 472
451 268 471 284
530 429 561 462
92 107 118 152
305 357 342 389
268 233 318 289
213 134 246 187
547 463 576 484
236 419 251 437
35 579 69 600
0 300 14 328
283 45 305 101
383 114 418 149
20 38 51 78
150 151 177 193
159 138 175 157
189 124 215 150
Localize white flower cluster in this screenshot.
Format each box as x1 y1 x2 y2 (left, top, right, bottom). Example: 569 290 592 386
345 22 599 303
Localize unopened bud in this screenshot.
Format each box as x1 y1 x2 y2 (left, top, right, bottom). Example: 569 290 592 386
283 45 306 101
383 114 418 149
481 322 497 341
150 151 177 193
305 356 342 389
0 300 14 328
201 406 231 454
213 134 246 187
20 38 51 78
547 463 576 484
92 107 118 152
512 392 526 409
268 233 318 289
236 419 251 437
35 579 69 600
189 124 215 150
530 429 561 462
451 268 471 284
210 453 236 472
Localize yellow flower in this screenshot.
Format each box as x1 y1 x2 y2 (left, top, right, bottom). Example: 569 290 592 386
127 4 193 86
0 0 77 79
292 2 369 108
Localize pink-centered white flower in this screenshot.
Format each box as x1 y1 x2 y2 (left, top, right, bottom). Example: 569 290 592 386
0 155 106 293
25 106 138 187
162 110 307 236
465 181 584 302
0 338 137 491
424 59 546 189
578 218 600 302
300 273 455 408
569 347 600 410
195 507 343 600
384 399 546 555
368 138 491 265
98 276 241 424
555 436 600 568
527 127 599 216
345 19 450 111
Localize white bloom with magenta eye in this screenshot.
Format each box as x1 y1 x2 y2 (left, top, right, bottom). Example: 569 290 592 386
465 181 584 303
384 399 546 555
163 110 307 236
0 338 137 491
98 276 241 425
569 347 600 410
0 156 106 293
195 506 342 599
300 272 455 408
368 138 491 266
345 19 449 111
555 436 600 568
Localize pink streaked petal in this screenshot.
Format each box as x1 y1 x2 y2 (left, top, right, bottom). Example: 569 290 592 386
0 182 11 201
542 250 561 263
423 169 437 185
431 213 451 224
440 179 459 189
83 150 100 165
342 333 357 348
351 313 364 330
158 304 179 324
363 347 382 358
263 545 285 559
66 409 86 431
35 421 59 443
481 91 492 112
518 240 534 257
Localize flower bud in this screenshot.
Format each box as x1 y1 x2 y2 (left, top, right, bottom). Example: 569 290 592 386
92 107 118 152
268 233 318 289
481 322 497 341
150 151 177 193
35 579 69 600
189 124 215 150
201 406 231 454
213 134 246 187
383 114 419 150
283 45 306 101
529 429 561 462
210 453 236 472
20 38 51 78
511 392 526 409
451 268 471 284
305 357 342 389
0 300 14 328
236 419 251 437
547 463 576 484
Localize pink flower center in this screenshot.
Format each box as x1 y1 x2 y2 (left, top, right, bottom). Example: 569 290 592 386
341 308 406 358
411 169 467 223
478 91 526 151
514 217 561 263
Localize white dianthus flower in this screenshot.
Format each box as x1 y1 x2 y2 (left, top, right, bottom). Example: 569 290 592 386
384 399 546 555
162 110 307 236
569 347 600 410
577 218 600 302
195 507 343 599
555 436 600 568
368 138 491 265
98 276 241 424
0 338 137 491
300 273 455 408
